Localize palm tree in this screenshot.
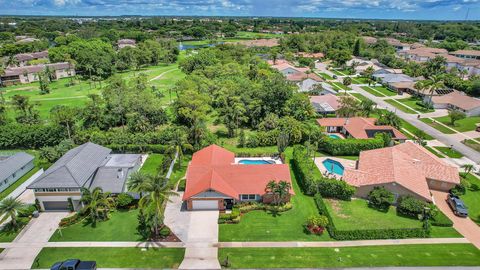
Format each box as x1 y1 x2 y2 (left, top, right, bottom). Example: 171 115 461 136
132 175 178 238
417 75 445 105
80 187 115 225
167 127 193 168
360 99 375 117
127 171 150 190
265 180 278 205
0 197 26 228
5 55 18 68
461 164 474 177
377 111 401 130
275 181 292 206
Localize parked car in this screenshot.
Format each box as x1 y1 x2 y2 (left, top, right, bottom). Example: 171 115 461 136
447 194 468 217
332 75 338 79
51 259 96 270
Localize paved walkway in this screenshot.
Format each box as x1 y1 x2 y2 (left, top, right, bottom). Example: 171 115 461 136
0 212 68 270
431 190 480 249
218 238 469 248
148 68 178 82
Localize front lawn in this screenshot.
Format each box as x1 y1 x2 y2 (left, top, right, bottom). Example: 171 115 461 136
0 217 31 242
349 93 372 102
331 69 353 76
32 247 185 269
325 199 421 230
329 82 351 91
351 77 370 84
460 173 480 225
361 86 396 97
430 116 480 133
218 148 331 241
384 99 418 114
433 146 464 158
317 72 333 80
424 146 445 158
218 244 480 268
463 138 480 152
420 118 455 134
49 209 143 242
395 97 434 113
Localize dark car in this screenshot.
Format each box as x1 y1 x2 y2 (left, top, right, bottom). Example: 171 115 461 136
447 194 468 217
51 259 97 270
332 75 338 79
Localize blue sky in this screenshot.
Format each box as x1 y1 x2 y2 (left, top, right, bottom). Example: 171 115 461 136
0 0 479 20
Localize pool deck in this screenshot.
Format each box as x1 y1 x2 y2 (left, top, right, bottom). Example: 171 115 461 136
233 157 282 164
314 157 357 179
326 132 345 139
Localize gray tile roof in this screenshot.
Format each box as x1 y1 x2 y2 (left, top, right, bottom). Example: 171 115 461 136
89 167 129 194
28 142 111 189
0 152 35 181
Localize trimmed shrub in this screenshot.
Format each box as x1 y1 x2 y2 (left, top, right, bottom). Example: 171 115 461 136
397 196 427 218
292 145 318 195
305 215 329 235
319 136 384 156
18 204 37 218
317 178 355 201
367 186 395 210
59 213 80 227
116 193 134 209
159 226 171 238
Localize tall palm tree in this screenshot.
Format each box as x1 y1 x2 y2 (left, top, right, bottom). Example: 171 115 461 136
132 175 178 238
265 180 278 205
276 181 292 206
360 99 375 117
80 187 115 225
0 197 26 228
461 164 474 176
417 75 445 105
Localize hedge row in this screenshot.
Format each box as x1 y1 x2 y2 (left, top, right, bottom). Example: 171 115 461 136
0 123 67 149
292 145 355 199
73 128 177 146
314 194 428 240
105 144 168 153
319 136 385 156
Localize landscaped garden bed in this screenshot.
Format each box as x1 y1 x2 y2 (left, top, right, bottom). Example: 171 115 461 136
218 244 480 268
31 247 185 269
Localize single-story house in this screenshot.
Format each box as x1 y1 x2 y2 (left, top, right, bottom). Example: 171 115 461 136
12 51 49 67
0 62 75 86
450 50 480 60
183 145 293 211
429 90 480 117
28 142 142 211
310 94 340 114
317 117 407 142
373 73 415 85
343 142 460 202
0 152 35 193
117 39 136 49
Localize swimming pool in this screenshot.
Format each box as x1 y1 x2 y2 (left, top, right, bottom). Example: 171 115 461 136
328 134 341 139
238 159 275 165
322 159 345 175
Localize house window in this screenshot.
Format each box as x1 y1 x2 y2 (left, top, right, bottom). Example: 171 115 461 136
241 194 256 200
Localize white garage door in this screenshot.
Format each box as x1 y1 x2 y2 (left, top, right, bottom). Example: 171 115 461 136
192 200 218 210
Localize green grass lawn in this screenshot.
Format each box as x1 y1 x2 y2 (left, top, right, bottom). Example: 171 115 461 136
218 244 480 268
32 247 185 269
331 69 353 76
140 154 164 176
317 72 333 80
369 109 433 140
395 97 434 113
460 173 480 225
420 118 455 134
325 199 421 230
348 93 371 102
430 116 480 133
49 209 143 242
219 148 331 241
329 82 351 91
433 146 464 158
361 86 397 97
351 77 370 84
0 166 39 200
169 156 190 187
384 99 418 114
463 138 480 152
423 146 445 158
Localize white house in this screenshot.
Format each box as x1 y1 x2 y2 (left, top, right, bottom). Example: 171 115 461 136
0 152 35 193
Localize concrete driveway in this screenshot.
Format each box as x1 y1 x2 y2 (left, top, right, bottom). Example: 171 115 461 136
164 192 220 269
0 212 68 270
432 190 480 249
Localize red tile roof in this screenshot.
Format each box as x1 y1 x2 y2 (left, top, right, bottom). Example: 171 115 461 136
317 117 407 140
343 142 460 201
183 145 293 200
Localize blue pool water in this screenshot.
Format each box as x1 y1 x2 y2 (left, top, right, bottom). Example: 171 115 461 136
328 134 341 139
238 159 275 165
322 159 345 175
